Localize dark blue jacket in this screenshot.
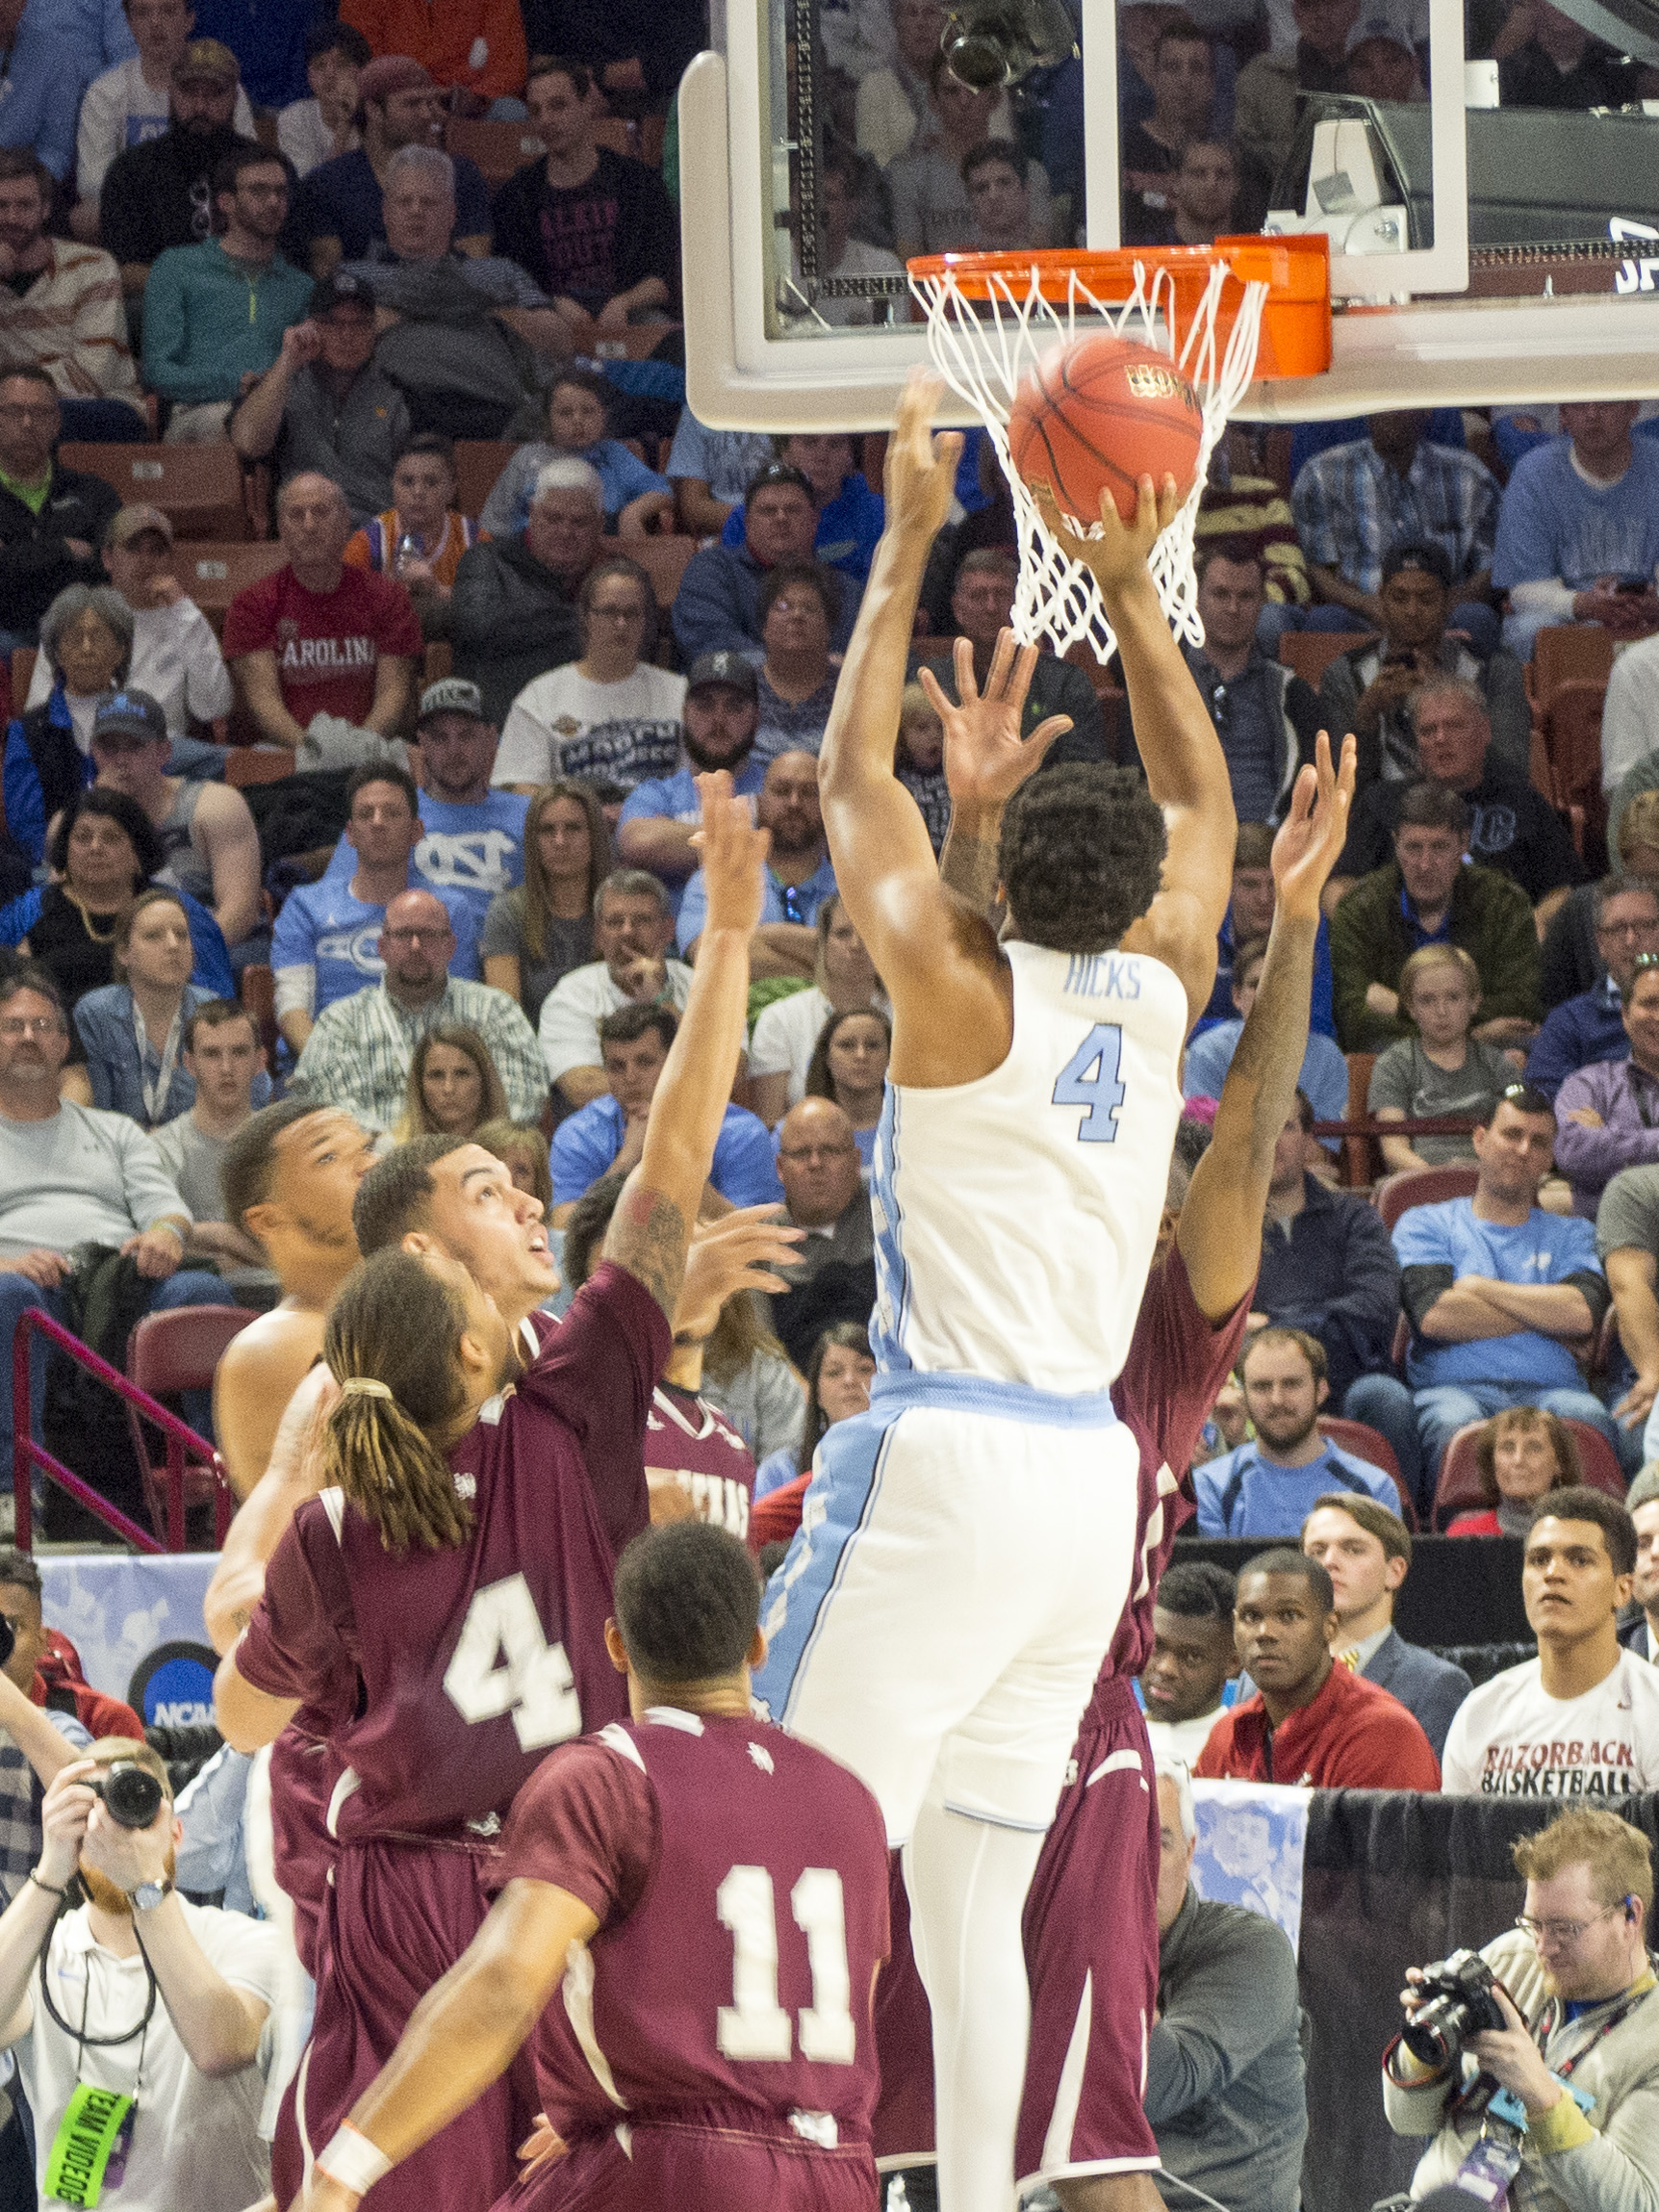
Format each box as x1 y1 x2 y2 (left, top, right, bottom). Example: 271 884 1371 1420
1524 976 1629 1101
1255 1172 1401 1402
1362 1628 1471 1760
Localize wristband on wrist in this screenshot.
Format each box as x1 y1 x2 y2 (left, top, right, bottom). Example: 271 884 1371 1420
28 1869 67 1898
317 2123 393 2196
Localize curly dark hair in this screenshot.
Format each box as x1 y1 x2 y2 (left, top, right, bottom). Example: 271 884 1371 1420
49 785 163 887
997 764 1167 954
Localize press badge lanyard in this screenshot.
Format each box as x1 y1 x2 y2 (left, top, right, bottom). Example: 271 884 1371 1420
38 1928 157 2207
1453 1978 1651 2209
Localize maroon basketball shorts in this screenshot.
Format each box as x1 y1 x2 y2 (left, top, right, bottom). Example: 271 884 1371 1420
267 1723 342 1979
1016 1675 1162 2194
496 2112 880 2212
272 1833 533 2212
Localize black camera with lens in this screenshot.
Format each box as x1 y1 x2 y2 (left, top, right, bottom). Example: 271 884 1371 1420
1402 1949 1509 2070
89 1762 165 1831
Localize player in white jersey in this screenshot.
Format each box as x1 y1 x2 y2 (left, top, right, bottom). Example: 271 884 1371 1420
753 374 1238 2212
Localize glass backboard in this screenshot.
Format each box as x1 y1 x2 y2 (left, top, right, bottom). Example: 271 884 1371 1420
679 0 1659 426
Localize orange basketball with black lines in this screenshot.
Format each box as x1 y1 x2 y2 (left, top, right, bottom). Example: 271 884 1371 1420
1007 334 1204 526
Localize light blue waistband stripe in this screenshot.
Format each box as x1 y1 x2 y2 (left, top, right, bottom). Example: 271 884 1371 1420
870 1370 1118 1428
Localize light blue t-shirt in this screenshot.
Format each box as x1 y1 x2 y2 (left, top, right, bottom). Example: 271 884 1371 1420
322 790 527 939
1183 1022 1350 1152
1492 436 1659 593
1394 1196 1602 1391
1193 1441 1402 1537
551 1095 782 1209
271 877 482 1013
677 854 839 955
618 758 767 922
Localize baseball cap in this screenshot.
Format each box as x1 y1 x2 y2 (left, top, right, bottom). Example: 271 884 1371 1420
309 270 375 318
417 678 489 727
745 460 815 503
173 37 239 85
106 505 174 551
1345 7 1415 54
92 690 168 747
359 55 437 105
685 652 759 701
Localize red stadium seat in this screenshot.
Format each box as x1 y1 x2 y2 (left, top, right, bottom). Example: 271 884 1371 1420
124 1306 254 1544
445 117 546 187
452 439 519 521
1277 630 1372 687
1433 1416 1626 1530
1315 1416 1415 1529
1373 1163 1480 1233
170 541 289 633
59 442 251 541
1341 1050 1376 1187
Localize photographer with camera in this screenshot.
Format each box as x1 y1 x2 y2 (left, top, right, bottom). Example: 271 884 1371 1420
0 1565 97 1907
1383 1808 1659 2212
0 1737 283 2212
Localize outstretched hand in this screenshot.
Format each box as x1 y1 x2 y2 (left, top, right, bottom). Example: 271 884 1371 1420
922 630 1072 813
689 771 769 940
1270 731 1356 922
883 369 964 545
1032 472 1183 600
675 1204 804 1341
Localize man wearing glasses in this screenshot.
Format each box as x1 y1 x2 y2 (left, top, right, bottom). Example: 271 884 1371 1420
289 886 546 1131
1528 877 1659 1102
1386 1803 1659 2212
0 366 120 651
1442 1488 1659 1794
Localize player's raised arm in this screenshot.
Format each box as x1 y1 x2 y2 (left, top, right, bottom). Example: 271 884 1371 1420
1178 732 1356 1320
1035 478 1238 1024
600 775 766 1322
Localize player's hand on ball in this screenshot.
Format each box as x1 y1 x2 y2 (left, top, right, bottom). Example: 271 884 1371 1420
921 630 1072 811
689 771 769 940
1031 472 1180 598
883 369 964 545
1269 731 1356 921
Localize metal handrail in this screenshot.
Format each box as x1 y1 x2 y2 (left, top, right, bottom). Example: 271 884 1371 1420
12 1308 234 1553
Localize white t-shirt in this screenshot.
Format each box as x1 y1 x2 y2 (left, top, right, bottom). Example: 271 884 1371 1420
747 986 832 1103
1440 1652 1659 1797
537 958 694 1086
1146 1708 1228 1768
16 1898 282 2212
28 598 234 737
76 58 255 201
492 663 687 792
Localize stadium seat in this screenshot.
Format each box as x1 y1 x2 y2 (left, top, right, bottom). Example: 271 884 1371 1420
631 533 697 608
1315 1416 1415 1527
1340 1050 1376 1186
8 646 36 707
1373 1162 1480 1233
169 541 289 632
224 747 293 788
241 963 277 1060
423 642 453 682
1528 628 1613 862
1277 630 1371 688
124 1306 252 1544
452 440 518 521
1433 1415 1627 1530
445 117 545 186
59 443 252 541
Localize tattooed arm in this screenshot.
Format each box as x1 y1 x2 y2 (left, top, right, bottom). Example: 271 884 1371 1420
602 776 768 1321
1177 733 1355 1322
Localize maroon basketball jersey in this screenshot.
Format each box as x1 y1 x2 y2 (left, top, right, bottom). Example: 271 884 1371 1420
236 1263 668 1840
495 1710 889 2147
1101 1245 1252 1690
647 1383 755 1539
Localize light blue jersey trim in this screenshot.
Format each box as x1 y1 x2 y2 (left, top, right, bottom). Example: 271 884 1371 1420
869 1372 1118 1428
869 1083 912 1374
753 1404 898 1725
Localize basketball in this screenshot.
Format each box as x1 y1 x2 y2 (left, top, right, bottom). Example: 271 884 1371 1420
1006 334 1205 526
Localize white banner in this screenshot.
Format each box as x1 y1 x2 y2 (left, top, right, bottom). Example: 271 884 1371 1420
38 1554 218 1727
1191 1778 1313 1952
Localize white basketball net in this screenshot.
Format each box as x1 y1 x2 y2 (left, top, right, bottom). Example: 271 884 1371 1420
909 255 1270 665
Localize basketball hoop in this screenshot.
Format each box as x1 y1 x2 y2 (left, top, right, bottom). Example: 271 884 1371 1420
906 235 1332 664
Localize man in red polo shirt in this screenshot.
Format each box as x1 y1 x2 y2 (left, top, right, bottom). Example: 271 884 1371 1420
222 470 421 750
1196 1547 1442 1788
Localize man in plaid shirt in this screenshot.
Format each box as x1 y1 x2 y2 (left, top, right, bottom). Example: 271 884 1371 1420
290 886 549 1132
1291 410 1501 652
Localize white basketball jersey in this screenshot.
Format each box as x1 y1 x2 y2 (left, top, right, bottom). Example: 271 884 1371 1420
869 940 1188 1394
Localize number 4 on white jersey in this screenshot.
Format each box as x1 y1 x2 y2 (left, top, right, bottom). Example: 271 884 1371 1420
444 1573 583 1751
716 1865 855 2064
1053 1022 1127 1144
